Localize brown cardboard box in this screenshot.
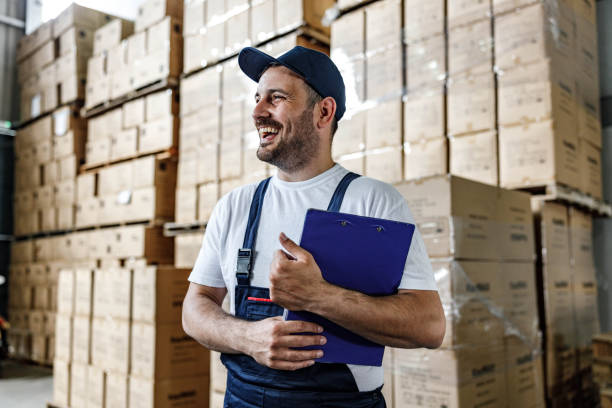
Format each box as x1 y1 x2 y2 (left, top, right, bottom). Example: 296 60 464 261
136 0 183 33
29 310 46 334
251 0 276 43
394 346 507 408
497 60 576 129
147 16 182 55
532 200 570 265
275 0 334 35
497 188 535 261
107 318 131 374
568 207 594 267
111 128 139 160
505 336 546 408
404 0 445 41
59 154 77 180
494 3 574 71
448 19 492 78
59 26 94 56
55 315 73 361
449 130 498 186
365 46 403 101
406 34 446 91
572 265 599 349
396 175 499 259
198 182 219 222
175 232 204 269
43 161 58 185
94 19 134 55
75 197 100 228
330 7 364 59
40 207 56 232
180 68 220 118
57 269 75 315
183 0 206 37
226 8 250 55
499 120 580 190
30 334 47 362
53 359 71 407
579 140 602 199
131 321 210 379
123 97 146 128
85 138 111 166
17 21 52 62
53 119 85 161
70 363 88 408
501 263 539 340
365 0 401 52
433 260 505 347
58 74 86 105
107 225 174 263
545 347 576 396
332 111 365 158
87 53 106 80
132 267 189 324
447 73 496 136
146 89 179 121
72 316 91 363
542 265 576 350
448 0 493 28
403 137 447 181
175 186 197 223
210 350 227 393
86 75 111 109
11 240 33 264
74 268 94 316
106 373 128 408
364 147 403 184
139 116 179 155
577 74 602 149
53 3 111 37
91 318 108 368
129 375 210 408
365 99 402 149
86 365 106 408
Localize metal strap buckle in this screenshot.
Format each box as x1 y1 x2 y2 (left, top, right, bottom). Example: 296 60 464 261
236 248 253 281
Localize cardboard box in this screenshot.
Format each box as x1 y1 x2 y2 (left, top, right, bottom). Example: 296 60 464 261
53 3 111 37
542 265 576 350
572 266 599 349
449 130 498 186
331 8 365 60
396 175 499 260
332 111 365 158
106 373 129 408
403 137 447 181
448 19 492 78
448 0 492 28
183 0 206 37
251 0 276 44
138 116 179 155
74 268 94 316
147 16 182 55
146 89 179 121
365 45 403 101
129 375 210 408
180 64 221 117
175 232 204 269
394 346 507 408
29 310 46 334
72 316 91 363
365 0 401 52
579 140 602 199
175 186 197 223
577 75 602 149
198 182 219 222
433 260 505 347
364 146 403 184
135 0 183 33
545 347 576 396
86 75 111 109
17 21 52 62
58 154 77 180
505 336 546 408
404 0 445 41
494 3 574 71
106 318 132 374
532 200 570 265
57 269 75 315
85 138 111 166
31 334 49 362
226 8 250 55
53 359 71 407
59 26 94 57
406 34 446 91
497 188 535 261
86 365 106 408
94 19 134 56
501 263 539 340
107 225 174 263
70 363 88 408
132 267 189 324
55 315 73 361
365 99 402 149
123 97 146 128
75 197 100 228
447 73 496 136
497 60 576 129
568 207 594 267
111 128 139 160
210 350 227 393
499 120 580 190
275 0 333 35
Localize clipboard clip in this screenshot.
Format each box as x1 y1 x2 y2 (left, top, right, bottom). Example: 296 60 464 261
236 248 253 282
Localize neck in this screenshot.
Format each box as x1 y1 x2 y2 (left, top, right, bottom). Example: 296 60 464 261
276 156 335 182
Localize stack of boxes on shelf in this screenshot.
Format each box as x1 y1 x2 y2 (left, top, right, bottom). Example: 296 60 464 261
17 4 113 121
532 200 601 406
183 0 332 75
391 176 543 408
593 333 612 407
85 0 182 109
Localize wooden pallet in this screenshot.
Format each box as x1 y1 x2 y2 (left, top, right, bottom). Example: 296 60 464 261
164 221 207 237
520 183 612 217
82 76 179 119
13 100 83 130
74 217 171 233
80 147 177 173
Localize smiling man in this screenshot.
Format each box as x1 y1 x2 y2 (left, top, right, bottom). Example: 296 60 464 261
182 46 445 407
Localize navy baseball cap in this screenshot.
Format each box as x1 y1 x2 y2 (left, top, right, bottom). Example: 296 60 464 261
238 46 346 121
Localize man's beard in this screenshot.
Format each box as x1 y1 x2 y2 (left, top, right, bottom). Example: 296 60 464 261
256 108 319 173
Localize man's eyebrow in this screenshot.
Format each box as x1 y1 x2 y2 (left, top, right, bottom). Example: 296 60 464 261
255 88 290 97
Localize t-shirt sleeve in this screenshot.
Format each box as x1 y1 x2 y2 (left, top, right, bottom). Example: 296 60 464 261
383 195 437 291
188 198 227 288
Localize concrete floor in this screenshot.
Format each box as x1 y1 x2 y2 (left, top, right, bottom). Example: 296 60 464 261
0 359 53 408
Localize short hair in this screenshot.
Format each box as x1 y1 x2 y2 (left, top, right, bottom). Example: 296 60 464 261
263 62 338 138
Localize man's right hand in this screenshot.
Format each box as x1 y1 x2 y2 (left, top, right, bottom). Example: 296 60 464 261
245 316 327 371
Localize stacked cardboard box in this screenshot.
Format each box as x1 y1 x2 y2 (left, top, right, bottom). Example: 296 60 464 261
593 334 612 406
17 4 113 121
85 0 182 109
13 107 85 236
393 176 544 408
532 200 602 405
53 265 209 408
183 0 333 75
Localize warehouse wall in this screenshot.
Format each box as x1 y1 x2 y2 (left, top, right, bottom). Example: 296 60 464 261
596 0 612 332
0 0 25 122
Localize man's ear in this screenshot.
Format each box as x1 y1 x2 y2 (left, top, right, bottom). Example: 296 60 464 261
316 97 336 131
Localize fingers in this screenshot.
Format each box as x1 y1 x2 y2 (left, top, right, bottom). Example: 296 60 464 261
276 334 327 348
268 359 316 371
279 232 308 260
277 319 324 335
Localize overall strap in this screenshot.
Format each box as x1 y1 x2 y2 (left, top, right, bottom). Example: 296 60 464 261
236 177 272 286
327 172 360 212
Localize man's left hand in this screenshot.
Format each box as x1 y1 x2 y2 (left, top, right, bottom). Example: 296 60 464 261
269 232 329 311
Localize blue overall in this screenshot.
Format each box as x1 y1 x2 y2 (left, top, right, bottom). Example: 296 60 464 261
221 173 386 407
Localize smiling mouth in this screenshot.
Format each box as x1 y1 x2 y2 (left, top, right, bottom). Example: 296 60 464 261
258 126 280 143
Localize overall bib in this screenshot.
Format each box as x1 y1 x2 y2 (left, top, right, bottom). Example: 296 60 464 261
221 172 386 408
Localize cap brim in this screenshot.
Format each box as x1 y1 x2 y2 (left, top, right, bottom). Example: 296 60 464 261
238 47 279 83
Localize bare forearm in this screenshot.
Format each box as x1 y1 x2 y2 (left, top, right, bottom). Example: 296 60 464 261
308 285 444 349
182 292 250 354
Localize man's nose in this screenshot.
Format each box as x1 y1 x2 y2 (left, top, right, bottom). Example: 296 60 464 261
252 97 271 121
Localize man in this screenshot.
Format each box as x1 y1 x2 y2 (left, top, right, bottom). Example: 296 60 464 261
182 46 445 407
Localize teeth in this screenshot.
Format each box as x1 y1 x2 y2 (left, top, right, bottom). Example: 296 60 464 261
258 127 279 136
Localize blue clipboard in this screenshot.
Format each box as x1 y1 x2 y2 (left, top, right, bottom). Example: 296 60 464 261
284 208 415 366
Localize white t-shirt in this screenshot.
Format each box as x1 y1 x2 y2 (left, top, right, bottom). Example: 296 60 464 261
189 164 436 392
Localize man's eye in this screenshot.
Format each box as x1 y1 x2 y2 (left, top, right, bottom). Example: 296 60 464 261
273 95 285 100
